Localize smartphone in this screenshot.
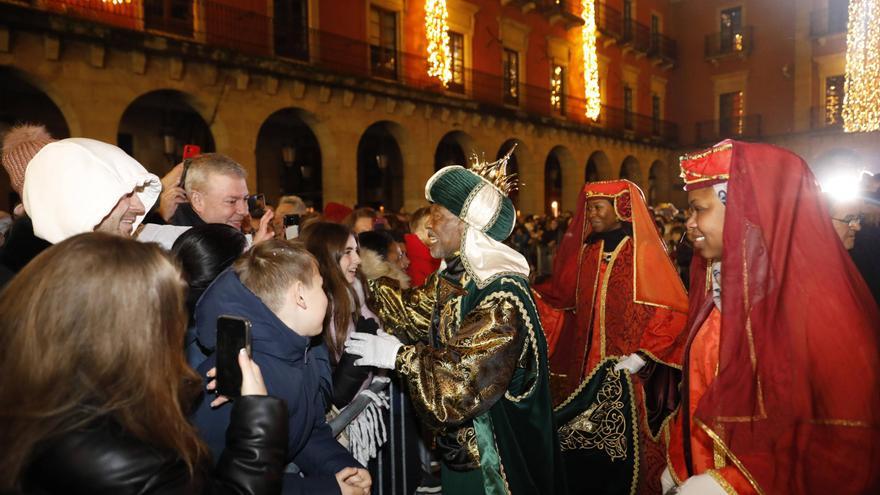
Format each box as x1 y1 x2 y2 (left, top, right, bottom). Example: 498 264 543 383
284 214 301 240
215 315 252 398
178 144 201 188
247 194 266 219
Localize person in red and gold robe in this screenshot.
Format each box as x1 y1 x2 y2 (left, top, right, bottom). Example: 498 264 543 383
535 180 689 495
663 140 880 495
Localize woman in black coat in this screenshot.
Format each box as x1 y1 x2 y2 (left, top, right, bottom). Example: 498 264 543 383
0 233 288 494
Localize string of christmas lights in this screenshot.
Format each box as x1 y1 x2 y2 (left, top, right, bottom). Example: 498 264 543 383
842 0 880 132
425 0 452 86
581 0 601 121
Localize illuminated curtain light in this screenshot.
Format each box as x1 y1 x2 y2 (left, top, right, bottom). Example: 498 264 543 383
842 0 880 132
581 0 601 120
425 0 452 86
101 0 131 4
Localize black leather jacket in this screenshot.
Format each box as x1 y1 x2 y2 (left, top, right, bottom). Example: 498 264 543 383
19 396 288 495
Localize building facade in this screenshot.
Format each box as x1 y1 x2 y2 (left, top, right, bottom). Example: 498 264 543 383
0 0 681 214
0 0 875 216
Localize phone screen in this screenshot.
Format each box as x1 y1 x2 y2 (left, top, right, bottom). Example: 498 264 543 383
178 145 201 188
284 214 301 240
247 194 266 219
216 315 251 398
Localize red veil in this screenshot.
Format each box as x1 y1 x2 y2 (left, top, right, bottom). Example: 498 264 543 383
682 141 880 494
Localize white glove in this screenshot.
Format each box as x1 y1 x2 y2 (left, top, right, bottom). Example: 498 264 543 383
660 467 676 494
677 473 727 495
344 332 403 369
613 353 647 374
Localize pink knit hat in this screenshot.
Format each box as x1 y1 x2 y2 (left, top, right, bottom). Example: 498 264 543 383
2 124 56 195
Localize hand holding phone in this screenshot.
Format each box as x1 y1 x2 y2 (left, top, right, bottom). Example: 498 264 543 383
178 144 201 188
284 214 301 240
215 315 252 398
248 194 267 219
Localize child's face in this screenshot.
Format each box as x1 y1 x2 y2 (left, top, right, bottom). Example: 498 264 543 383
279 262 328 337
297 266 328 337
338 234 361 284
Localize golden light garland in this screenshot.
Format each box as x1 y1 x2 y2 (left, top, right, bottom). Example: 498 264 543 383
425 0 452 86
842 0 880 132
581 0 601 121
101 0 131 4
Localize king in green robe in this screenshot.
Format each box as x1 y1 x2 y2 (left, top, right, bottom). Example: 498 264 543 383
345 150 565 494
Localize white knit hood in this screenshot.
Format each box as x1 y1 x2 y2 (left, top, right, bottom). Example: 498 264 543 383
23 138 161 244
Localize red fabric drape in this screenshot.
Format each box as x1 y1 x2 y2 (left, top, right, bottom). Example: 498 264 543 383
682 140 880 494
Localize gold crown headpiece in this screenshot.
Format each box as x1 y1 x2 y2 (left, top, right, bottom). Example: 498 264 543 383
468 143 519 195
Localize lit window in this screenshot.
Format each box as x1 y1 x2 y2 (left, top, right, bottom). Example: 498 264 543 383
370 6 397 79
448 31 465 93
719 91 744 135
551 65 565 114
825 75 845 126
503 49 519 105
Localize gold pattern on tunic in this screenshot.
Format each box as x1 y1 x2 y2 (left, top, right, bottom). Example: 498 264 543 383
456 426 481 464
369 272 437 344
391 285 525 430
557 369 628 461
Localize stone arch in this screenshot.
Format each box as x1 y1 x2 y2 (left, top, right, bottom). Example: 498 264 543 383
255 108 323 208
585 150 613 182
620 155 642 185
0 67 72 209
358 121 406 211
545 146 575 215
435 130 478 170
117 89 215 176
648 159 669 205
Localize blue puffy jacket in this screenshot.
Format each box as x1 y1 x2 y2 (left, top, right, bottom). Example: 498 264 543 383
189 268 359 494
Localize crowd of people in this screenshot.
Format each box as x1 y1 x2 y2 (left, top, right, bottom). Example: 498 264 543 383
0 122 878 495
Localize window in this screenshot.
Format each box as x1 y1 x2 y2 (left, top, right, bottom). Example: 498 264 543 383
825 75 845 127
650 14 661 53
369 6 397 79
623 0 633 40
275 0 309 61
550 65 565 115
503 49 519 105
624 85 634 130
448 31 465 93
144 0 193 37
651 94 661 135
719 91 744 136
720 7 743 53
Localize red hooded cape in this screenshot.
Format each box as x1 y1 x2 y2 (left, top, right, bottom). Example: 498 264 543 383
677 140 880 494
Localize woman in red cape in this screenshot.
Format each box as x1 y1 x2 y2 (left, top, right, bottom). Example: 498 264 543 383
535 180 689 494
664 140 880 495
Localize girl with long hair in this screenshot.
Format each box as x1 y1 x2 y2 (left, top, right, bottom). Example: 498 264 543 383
0 233 287 494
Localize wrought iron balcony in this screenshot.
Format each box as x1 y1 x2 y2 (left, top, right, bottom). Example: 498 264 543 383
538 0 585 29
705 27 754 60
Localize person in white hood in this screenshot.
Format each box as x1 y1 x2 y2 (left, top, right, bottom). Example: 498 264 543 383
22 138 161 244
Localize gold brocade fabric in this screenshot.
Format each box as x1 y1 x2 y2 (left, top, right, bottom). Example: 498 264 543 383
396 294 524 431
368 272 438 344
373 272 525 436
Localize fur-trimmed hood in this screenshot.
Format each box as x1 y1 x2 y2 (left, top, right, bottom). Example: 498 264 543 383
359 248 411 289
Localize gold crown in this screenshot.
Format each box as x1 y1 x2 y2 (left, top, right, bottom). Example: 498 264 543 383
468 143 519 195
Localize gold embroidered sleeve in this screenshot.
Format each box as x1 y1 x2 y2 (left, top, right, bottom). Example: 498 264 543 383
368 272 437 344
395 296 525 430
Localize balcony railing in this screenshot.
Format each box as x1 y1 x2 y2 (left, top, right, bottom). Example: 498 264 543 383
3 0 678 146
596 2 625 40
695 115 762 143
648 33 677 65
810 8 849 38
705 27 754 59
595 3 676 65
